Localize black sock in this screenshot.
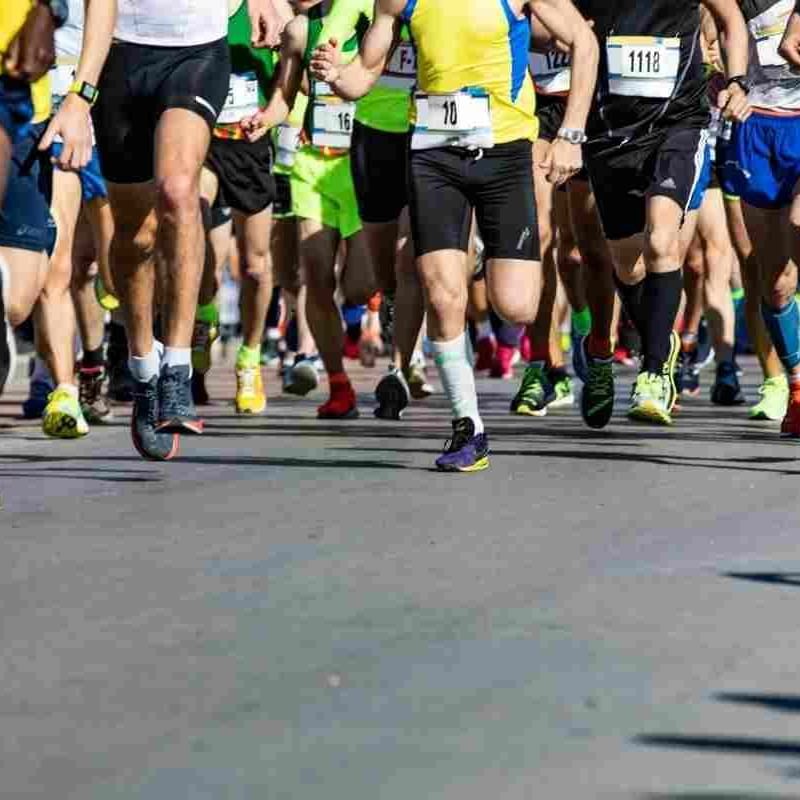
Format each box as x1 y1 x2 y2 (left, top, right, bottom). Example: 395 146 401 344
613 273 647 355
346 323 362 342
640 270 682 374
81 346 105 369
548 366 568 383
265 285 282 329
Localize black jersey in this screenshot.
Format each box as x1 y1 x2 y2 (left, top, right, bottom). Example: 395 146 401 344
580 0 710 137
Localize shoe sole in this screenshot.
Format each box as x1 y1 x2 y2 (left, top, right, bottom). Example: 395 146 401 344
548 394 575 409
512 405 548 418
749 410 784 421
375 376 409 421
130 423 180 462
409 385 434 400
236 404 267 415
665 332 681 412
157 418 205 435
436 456 490 473
283 367 319 397
43 414 89 439
318 407 360 420
628 404 673 426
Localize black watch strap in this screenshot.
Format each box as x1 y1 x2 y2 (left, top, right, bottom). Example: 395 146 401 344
726 75 751 95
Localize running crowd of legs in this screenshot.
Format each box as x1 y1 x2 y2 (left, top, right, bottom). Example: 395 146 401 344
2 0 800 473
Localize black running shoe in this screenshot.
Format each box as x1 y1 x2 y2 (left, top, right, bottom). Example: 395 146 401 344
711 360 746 406
374 367 410 420
580 340 615 429
131 377 179 461
192 370 210 406
157 365 204 434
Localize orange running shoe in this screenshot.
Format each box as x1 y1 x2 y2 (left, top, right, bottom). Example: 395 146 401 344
781 396 800 439
318 374 359 419
490 343 516 380
474 336 496 372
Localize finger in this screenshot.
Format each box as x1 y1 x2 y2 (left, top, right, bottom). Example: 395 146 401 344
39 120 57 151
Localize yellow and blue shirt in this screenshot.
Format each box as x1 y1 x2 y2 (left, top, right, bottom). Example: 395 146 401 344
401 0 537 144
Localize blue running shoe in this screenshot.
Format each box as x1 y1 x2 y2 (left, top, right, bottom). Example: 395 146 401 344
435 418 489 473
22 376 55 419
573 335 589 384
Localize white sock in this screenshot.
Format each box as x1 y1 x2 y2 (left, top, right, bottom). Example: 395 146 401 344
31 356 52 385
163 346 191 370
129 344 162 382
431 333 484 434
476 319 493 341
55 382 78 398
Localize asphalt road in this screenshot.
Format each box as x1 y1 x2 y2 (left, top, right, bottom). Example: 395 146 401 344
2 356 800 799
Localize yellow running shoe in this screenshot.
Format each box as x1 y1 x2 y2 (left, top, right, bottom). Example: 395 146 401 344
191 319 219 375
94 276 120 311
235 366 267 414
42 386 90 439
628 372 673 426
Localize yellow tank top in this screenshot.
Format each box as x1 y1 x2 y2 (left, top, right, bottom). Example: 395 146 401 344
0 1 52 123
402 0 537 144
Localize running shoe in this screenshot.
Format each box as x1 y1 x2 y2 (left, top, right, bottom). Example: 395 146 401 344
405 361 434 400
628 372 674 426
474 336 496 372
108 359 135 403
0 262 15 396
711 360 745 406
283 355 319 396
490 343 516 380
749 375 789 421
435 418 489 473
579 339 615 430
131 376 179 461
235 365 267 415
94 276 120 311
42 387 90 439
22 375 55 419
573 335 589 383
519 333 533 363
375 367 410 420
192 371 210 406
678 348 700 397
191 319 218 375
549 370 575 409
510 362 555 417
318 377 358 419
343 335 360 361
157 365 204 434
781 398 800 439
78 365 114 424
261 329 283 368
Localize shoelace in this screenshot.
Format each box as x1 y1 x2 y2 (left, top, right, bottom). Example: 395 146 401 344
238 368 257 394
133 381 160 426
587 362 612 393
520 367 546 403
161 372 189 416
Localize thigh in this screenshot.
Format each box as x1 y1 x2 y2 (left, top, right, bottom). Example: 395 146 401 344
234 206 273 272
155 108 212 185
408 148 471 257
106 180 158 248
297 217 339 289
742 202 793 286
472 140 540 262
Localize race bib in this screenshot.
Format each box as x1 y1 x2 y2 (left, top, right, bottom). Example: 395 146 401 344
275 124 301 168
217 71 260 125
378 42 417 90
529 49 571 95
606 36 681 98
750 0 793 69
311 81 355 149
411 90 493 150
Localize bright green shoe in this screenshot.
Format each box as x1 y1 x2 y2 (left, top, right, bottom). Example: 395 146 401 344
43 387 90 439
549 372 574 409
510 362 555 417
749 375 789 421
628 372 674 426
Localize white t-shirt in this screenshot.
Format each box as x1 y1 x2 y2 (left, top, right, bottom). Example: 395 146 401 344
115 0 227 47
55 0 83 59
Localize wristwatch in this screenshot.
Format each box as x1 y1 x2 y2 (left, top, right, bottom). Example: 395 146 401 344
726 75 752 95
69 80 99 107
39 0 69 29
556 127 588 145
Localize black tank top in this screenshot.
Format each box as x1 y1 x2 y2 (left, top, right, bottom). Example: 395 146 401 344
579 0 709 137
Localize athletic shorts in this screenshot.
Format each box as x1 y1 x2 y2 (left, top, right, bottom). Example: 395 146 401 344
585 124 708 241
0 76 33 147
726 112 800 210
291 146 361 239
350 120 409 224
51 142 108 202
408 139 540 261
206 135 275 215
93 38 230 184
687 142 713 212
210 204 231 229
0 122 56 255
273 172 293 219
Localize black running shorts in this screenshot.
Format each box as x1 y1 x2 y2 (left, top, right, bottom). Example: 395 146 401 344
273 173 293 219
584 123 708 241
93 38 230 184
206 135 275 216
350 120 409 224
409 139 540 262
536 95 565 144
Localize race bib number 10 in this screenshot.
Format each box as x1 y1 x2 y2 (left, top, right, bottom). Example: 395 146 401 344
606 36 681 99
412 90 493 150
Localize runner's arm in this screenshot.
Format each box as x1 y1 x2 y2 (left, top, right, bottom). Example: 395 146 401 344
248 0 292 48
702 0 751 121
241 15 307 141
39 0 118 169
780 7 800 68
309 0 401 100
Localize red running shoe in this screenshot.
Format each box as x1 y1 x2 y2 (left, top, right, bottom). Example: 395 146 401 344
780 397 800 439
474 336 496 372
519 334 532 363
343 336 360 361
490 343 515 380
318 376 359 419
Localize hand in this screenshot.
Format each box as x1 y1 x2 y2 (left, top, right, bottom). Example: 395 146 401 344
539 138 582 186
718 83 751 123
239 110 270 143
39 93 93 170
310 39 343 85
779 12 800 70
248 0 292 49
3 5 55 82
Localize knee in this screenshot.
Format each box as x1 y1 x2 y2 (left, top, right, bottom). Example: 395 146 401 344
113 215 158 264
156 172 200 219
644 226 680 269
767 277 796 309
241 249 270 284
494 294 536 326
425 279 467 321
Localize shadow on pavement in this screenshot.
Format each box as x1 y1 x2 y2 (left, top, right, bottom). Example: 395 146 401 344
642 794 798 799
715 692 800 714
635 734 800 756
724 573 800 588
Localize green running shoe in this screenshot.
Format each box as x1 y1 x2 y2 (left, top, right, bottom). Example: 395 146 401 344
580 341 615 430
628 371 674 426
549 371 574 409
749 375 789 421
510 362 555 417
